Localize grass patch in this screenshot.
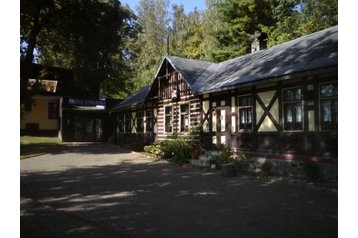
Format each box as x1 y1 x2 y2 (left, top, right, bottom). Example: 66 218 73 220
20 136 64 159
20 136 61 145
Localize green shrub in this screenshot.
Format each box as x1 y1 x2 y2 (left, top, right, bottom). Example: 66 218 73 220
144 143 163 158
303 161 320 182
159 139 190 164
144 127 203 165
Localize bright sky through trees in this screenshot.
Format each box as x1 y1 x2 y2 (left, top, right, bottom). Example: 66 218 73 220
120 0 207 13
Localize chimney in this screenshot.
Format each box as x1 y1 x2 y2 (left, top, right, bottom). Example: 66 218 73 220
251 32 268 53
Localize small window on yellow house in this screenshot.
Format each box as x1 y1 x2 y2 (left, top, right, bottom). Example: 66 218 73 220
48 102 59 119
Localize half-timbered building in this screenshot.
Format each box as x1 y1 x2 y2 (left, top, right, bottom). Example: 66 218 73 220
111 26 338 172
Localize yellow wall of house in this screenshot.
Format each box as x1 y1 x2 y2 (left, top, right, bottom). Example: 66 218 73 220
132 112 136 133
21 98 59 130
256 90 279 132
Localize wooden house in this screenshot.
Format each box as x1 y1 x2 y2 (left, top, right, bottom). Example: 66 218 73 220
110 26 338 169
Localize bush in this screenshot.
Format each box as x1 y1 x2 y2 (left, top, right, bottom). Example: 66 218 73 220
181 126 202 158
144 143 163 158
159 140 190 164
303 161 320 182
144 127 203 165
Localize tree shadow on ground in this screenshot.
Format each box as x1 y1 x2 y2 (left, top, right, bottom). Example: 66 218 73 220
21 154 338 238
20 143 135 159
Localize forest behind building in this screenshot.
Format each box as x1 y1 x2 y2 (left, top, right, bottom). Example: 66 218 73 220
20 0 338 102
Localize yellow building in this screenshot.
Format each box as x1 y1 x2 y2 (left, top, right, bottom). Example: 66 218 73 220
21 95 61 136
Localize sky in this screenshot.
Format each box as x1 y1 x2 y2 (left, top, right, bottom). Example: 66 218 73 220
120 0 207 13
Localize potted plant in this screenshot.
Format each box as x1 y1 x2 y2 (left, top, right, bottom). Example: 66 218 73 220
208 145 236 177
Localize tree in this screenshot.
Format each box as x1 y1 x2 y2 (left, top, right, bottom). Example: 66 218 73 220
169 5 206 59
169 4 189 56
208 0 281 62
20 0 137 99
130 0 170 91
263 0 338 46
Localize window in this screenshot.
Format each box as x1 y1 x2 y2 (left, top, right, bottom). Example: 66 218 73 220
146 110 154 132
136 111 144 132
24 101 33 112
165 106 172 132
180 104 189 132
117 114 124 133
48 102 59 119
283 88 303 130
124 113 131 133
238 95 253 130
320 83 338 130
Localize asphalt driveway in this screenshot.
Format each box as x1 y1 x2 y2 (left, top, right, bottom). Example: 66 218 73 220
21 143 338 238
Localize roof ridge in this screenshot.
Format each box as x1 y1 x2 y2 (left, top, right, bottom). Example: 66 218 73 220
217 25 338 67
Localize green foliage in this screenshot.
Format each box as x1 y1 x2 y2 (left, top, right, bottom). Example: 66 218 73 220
303 161 320 182
20 0 138 98
159 139 190 164
205 0 338 62
144 143 163 158
208 144 233 165
20 136 61 145
182 126 202 157
144 127 203 164
129 0 170 91
208 0 280 61
169 5 206 59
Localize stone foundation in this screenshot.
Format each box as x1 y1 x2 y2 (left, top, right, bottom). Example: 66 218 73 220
248 157 338 184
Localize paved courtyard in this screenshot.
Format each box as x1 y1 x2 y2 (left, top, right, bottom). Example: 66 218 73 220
21 143 337 238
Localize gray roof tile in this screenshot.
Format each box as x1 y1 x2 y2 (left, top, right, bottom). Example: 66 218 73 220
110 85 151 112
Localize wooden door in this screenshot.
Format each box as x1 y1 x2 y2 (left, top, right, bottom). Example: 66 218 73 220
211 98 230 148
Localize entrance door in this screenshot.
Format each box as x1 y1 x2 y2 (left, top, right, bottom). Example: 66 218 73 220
211 98 230 147
73 116 104 141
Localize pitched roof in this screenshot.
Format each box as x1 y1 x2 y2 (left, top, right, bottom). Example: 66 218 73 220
109 85 151 112
111 26 337 112
164 55 218 93
203 25 338 92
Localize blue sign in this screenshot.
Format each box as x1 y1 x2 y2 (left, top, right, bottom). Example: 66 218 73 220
69 98 106 106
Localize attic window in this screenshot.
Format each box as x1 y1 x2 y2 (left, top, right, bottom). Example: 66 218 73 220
40 80 58 93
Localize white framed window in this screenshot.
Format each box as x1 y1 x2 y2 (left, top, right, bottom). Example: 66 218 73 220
180 104 189 132
165 106 173 132
146 110 154 132
136 111 144 133
237 95 253 130
282 87 303 131
319 82 337 131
